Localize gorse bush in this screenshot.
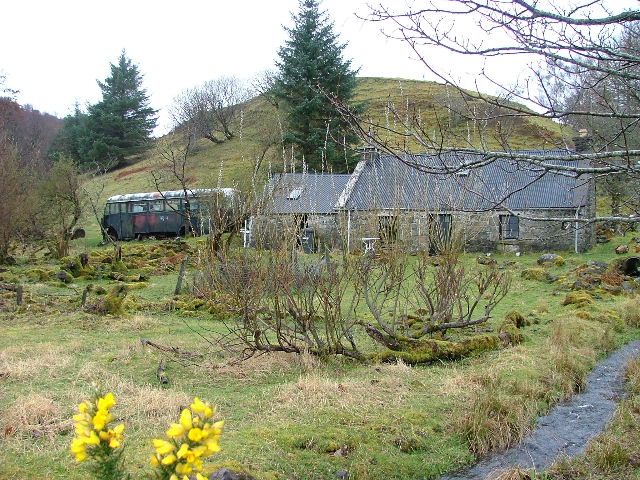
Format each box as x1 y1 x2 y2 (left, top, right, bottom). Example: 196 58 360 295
70 390 223 480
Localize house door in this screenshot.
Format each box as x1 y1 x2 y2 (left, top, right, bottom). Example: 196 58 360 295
428 214 452 254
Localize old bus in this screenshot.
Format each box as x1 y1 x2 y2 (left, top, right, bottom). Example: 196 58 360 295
102 188 236 241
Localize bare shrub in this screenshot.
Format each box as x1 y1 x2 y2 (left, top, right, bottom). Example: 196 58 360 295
196 245 363 360
358 244 511 357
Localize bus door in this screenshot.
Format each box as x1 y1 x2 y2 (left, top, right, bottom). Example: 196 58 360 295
119 202 134 239
130 201 149 237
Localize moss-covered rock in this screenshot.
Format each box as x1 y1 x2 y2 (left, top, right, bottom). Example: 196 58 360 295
562 291 594 308
575 310 592 320
505 310 527 328
87 285 128 315
498 322 525 345
521 268 556 282
372 334 502 364
26 269 52 282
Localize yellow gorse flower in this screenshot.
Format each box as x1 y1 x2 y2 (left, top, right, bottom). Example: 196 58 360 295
69 392 124 463
151 397 223 480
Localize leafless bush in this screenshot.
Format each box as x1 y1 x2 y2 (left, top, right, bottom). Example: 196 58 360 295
196 243 362 360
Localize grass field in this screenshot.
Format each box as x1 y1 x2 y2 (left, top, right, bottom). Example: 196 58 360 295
1 231 639 479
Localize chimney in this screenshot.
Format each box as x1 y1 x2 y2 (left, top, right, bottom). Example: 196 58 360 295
573 129 593 153
356 145 379 163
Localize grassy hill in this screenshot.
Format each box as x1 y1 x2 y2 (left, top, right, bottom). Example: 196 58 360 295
85 77 570 203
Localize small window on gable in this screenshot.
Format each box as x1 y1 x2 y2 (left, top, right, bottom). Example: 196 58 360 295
455 169 470 176
287 188 303 200
499 215 519 240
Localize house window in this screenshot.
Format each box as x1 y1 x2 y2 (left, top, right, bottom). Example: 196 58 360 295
287 188 303 200
378 215 398 244
499 215 519 240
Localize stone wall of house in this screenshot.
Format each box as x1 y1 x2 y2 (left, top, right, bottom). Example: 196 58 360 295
251 208 595 253
250 214 343 251
344 209 595 253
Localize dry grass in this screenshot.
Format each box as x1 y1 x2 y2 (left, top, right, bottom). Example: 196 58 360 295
273 360 419 413
618 297 640 328
0 393 70 440
105 314 158 332
214 351 309 378
489 466 534 480
0 344 73 380
73 363 191 421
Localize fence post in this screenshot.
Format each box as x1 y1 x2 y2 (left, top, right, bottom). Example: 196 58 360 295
174 256 189 295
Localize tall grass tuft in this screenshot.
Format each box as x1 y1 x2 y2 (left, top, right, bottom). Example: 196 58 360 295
618 297 640 328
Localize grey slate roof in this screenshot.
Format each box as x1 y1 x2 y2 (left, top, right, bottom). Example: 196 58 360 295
344 151 590 211
265 173 351 214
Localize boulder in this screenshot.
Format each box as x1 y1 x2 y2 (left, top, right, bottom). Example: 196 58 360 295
537 253 563 265
615 245 629 254
208 469 256 480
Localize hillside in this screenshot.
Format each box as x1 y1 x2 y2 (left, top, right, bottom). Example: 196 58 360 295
86 77 570 202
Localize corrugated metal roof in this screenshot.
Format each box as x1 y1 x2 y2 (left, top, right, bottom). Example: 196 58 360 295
107 188 235 203
265 174 351 214
344 151 590 211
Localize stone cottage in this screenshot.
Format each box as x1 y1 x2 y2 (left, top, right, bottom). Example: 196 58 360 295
251 149 596 253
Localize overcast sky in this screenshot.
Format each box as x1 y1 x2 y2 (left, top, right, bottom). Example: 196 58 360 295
2 0 453 135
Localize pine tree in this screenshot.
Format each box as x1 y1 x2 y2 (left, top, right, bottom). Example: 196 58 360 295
274 0 359 172
83 51 158 169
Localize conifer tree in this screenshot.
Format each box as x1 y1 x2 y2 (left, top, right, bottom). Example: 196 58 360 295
85 51 157 168
274 0 359 172
51 51 157 169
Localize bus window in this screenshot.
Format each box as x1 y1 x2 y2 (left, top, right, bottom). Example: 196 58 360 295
149 201 163 212
120 203 127 213
189 201 200 211
129 202 148 213
107 203 118 215
166 199 180 212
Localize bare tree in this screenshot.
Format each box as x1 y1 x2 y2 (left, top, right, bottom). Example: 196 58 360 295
38 156 85 258
336 1 640 224
170 76 248 144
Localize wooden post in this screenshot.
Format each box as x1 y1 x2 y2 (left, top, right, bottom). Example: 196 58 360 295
157 359 169 385
16 285 23 306
81 286 90 307
174 256 189 295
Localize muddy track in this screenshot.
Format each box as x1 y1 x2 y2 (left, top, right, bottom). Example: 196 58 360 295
441 340 640 480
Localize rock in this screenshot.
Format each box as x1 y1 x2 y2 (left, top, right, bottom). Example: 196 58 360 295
208 468 255 480
336 471 349 480
521 268 556 282
621 281 637 294
573 279 596 290
537 253 563 265
586 260 608 274
562 291 594 307
477 256 497 265
56 270 73 283
615 245 629 254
